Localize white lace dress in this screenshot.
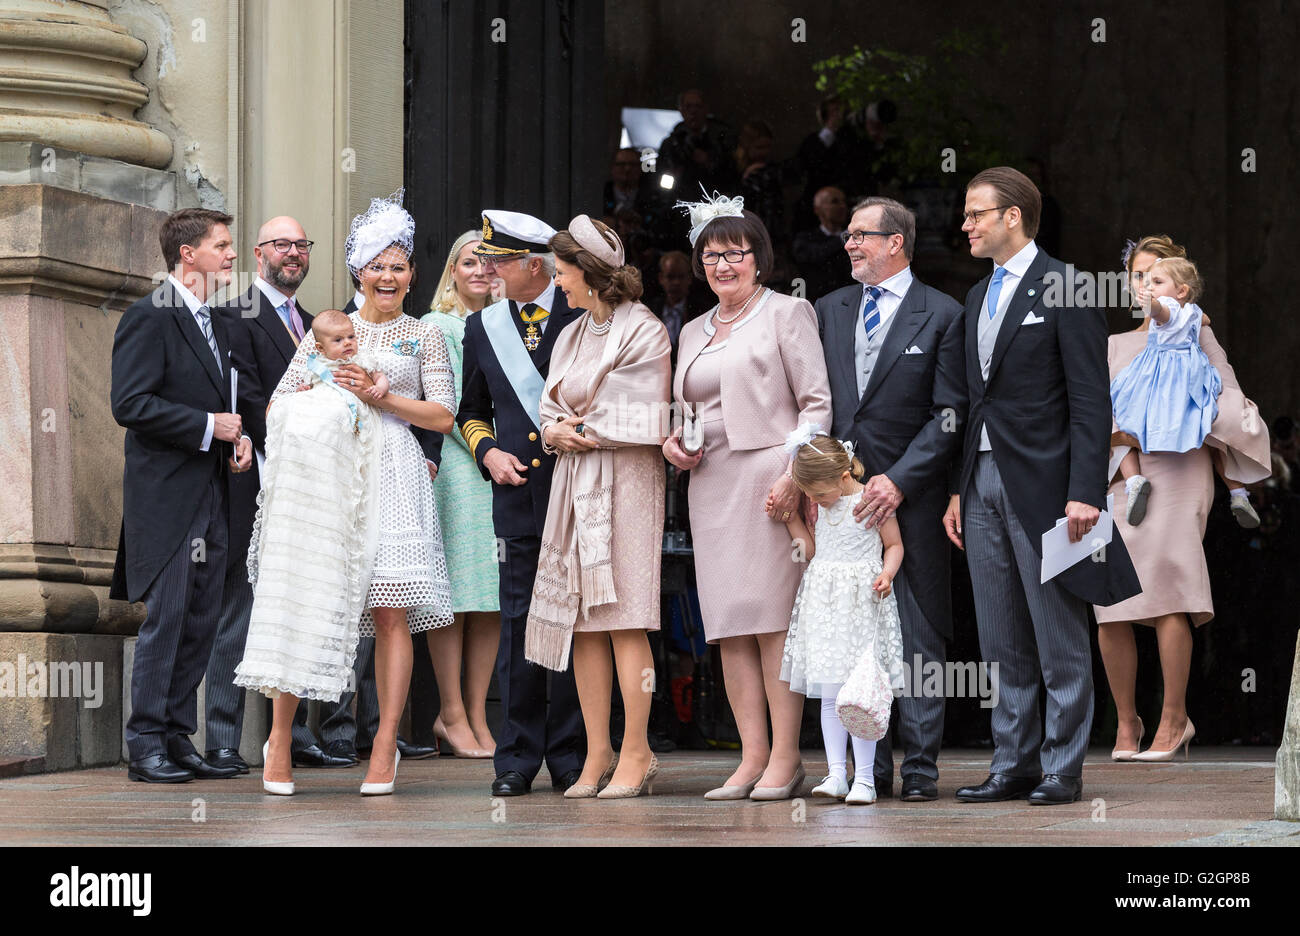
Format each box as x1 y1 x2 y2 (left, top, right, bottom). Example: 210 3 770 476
269 312 455 636
780 494 906 699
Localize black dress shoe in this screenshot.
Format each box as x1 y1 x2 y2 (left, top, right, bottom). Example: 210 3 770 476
491 771 532 796
205 748 250 774
900 774 938 801
551 769 582 793
292 743 355 768
396 737 438 760
169 750 240 780
322 739 360 765
128 754 195 783
1028 773 1082 805
955 772 1041 802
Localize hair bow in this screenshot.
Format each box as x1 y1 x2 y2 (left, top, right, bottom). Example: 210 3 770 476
783 422 822 457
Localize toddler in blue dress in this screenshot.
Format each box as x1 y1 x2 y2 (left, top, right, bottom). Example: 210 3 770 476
1110 255 1232 525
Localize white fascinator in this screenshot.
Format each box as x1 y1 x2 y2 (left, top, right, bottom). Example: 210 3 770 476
346 188 415 274
675 186 746 247
783 422 822 457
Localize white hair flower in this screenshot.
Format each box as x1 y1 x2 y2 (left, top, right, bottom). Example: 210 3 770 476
346 188 415 274
675 187 746 246
784 422 822 457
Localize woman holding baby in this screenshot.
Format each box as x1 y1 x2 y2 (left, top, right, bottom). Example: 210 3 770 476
235 189 457 796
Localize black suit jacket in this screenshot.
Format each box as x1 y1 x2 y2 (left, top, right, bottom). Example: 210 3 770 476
216 286 314 566
457 290 581 537
110 281 244 601
959 247 1141 606
815 276 966 633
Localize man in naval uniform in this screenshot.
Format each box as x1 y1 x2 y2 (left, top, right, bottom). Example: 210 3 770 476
458 209 585 796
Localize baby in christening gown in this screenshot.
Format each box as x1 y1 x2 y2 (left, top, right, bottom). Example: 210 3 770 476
233 310 388 702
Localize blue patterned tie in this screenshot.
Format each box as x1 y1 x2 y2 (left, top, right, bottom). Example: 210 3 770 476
862 285 883 341
986 266 1008 320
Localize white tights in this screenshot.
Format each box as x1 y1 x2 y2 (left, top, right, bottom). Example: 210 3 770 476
821 688 876 786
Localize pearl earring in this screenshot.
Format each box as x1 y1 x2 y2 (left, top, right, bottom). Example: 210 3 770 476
587 288 593 297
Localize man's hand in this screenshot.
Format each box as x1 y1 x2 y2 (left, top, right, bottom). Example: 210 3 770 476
483 447 528 486
764 473 801 522
854 473 903 528
1065 500 1100 544
213 412 242 442
229 436 253 473
943 494 963 550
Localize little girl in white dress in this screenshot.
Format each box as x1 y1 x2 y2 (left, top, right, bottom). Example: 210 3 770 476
779 427 905 805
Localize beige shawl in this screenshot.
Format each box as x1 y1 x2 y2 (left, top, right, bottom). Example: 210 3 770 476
525 302 672 670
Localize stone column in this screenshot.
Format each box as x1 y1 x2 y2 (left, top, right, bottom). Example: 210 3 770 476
0 0 181 773
1276 634 1300 820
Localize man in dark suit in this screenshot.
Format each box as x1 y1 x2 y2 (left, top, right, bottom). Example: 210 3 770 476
205 216 354 772
793 186 852 302
815 197 966 802
458 210 585 795
945 167 1141 805
110 208 253 782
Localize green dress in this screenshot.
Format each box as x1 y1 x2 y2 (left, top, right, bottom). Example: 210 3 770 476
422 309 500 612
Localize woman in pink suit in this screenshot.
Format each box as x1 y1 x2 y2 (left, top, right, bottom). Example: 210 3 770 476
664 198 832 800
1099 235 1270 762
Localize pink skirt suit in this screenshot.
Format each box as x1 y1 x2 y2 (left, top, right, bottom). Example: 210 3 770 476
673 289 833 643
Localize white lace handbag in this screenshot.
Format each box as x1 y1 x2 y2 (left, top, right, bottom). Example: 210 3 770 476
835 626 893 741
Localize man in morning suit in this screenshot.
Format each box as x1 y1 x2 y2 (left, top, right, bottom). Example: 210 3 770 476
205 217 354 772
815 196 966 802
458 209 585 795
110 209 253 782
944 167 1141 805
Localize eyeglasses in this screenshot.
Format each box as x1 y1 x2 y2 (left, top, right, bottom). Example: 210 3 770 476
257 239 315 255
839 230 899 246
962 206 1009 225
700 248 754 265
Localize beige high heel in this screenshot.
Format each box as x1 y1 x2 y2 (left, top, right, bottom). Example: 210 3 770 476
704 771 763 800
597 754 659 798
564 753 619 799
1131 719 1195 762
750 763 807 801
1111 716 1145 761
433 716 492 759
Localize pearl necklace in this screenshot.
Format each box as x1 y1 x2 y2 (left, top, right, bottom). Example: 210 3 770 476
587 310 614 335
715 285 764 325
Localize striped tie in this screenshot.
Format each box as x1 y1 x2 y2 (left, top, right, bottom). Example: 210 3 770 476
195 305 223 374
862 285 883 341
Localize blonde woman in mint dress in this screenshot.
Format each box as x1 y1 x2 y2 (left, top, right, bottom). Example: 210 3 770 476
421 231 501 757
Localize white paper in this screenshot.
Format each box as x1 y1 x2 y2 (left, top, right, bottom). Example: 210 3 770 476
230 366 239 413
1107 445 1130 484
1040 493 1115 584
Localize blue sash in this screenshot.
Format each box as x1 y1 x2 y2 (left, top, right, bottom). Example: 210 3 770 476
481 299 545 430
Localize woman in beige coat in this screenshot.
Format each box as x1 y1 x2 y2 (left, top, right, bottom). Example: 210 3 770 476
664 203 832 800
1099 235 1270 761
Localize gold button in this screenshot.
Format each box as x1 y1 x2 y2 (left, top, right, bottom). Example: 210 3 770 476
528 431 538 442
531 458 541 468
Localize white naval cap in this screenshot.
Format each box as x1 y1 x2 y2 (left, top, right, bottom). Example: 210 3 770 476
473 209 557 257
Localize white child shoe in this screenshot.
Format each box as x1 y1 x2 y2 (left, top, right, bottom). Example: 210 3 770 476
1230 491 1260 528
845 780 877 805
1124 474 1151 526
811 775 850 800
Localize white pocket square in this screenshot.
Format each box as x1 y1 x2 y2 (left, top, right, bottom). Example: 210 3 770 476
903 345 924 354
1022 311 1046 325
